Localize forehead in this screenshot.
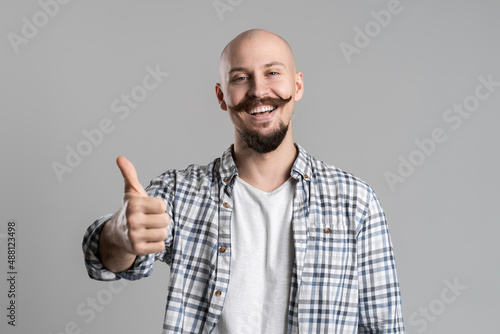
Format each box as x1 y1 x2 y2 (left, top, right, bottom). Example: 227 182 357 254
221 35 294 72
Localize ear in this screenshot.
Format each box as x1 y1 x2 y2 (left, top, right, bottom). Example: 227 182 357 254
215 83 228 111
294 72 304 102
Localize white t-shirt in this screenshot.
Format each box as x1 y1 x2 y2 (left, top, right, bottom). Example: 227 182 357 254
214 177 296 334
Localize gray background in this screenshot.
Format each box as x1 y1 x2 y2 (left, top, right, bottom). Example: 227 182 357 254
1 0 499 333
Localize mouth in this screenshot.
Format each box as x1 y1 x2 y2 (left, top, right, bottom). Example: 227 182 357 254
246 105 278 117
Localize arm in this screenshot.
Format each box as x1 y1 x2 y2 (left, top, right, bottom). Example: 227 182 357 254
82 156 170 280
357 191 405 333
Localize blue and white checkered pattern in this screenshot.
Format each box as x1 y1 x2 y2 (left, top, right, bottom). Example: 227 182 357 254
83 144 405 333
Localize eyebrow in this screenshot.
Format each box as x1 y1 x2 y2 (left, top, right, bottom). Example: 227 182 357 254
228 61 286 74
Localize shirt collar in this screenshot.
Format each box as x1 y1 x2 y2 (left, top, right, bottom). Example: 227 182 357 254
219 144 238 185
291 143 312 182
218 143 313 185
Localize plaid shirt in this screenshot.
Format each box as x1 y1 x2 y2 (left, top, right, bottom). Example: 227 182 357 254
83 144 405 333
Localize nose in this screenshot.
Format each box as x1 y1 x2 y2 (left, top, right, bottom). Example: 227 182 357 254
247 75 270 98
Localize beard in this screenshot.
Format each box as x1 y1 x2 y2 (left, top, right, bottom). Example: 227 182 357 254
237 121 289 154
230 94 293 154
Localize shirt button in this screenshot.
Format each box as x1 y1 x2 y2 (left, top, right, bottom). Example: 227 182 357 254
223 202 230 209
324 227 331 234
304 174 309 179
223 177 229 183
219 246 226 253
215 290 222 297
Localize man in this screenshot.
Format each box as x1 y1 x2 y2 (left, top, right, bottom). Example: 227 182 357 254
83 29 405 333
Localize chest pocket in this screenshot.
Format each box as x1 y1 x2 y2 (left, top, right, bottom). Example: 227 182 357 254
301 222 350 286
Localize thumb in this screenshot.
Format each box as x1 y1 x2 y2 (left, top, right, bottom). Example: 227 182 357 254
116 156 148 197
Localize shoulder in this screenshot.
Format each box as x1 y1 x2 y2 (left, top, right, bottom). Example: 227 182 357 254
299 149 378 220
307 153 374 198
305 153 383 231
149 156 222 190
150 146 235 188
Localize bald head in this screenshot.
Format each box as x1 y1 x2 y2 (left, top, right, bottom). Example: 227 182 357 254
218 29 296 84
220 29 294 61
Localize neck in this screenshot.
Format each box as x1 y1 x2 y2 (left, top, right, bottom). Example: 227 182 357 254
232 130 297 192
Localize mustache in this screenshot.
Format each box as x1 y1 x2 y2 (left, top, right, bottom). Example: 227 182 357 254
230 95 292 112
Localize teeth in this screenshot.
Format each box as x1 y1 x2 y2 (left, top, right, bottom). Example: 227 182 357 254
249 106 276 114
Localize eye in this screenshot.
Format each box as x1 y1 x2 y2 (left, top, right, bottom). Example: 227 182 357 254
233 76 248 82
267 71 279 76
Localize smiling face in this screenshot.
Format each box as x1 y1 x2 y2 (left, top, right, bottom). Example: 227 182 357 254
216 30 304 153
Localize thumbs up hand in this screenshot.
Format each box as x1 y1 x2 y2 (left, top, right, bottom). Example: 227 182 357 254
99 157 170 272
114 156 170 256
